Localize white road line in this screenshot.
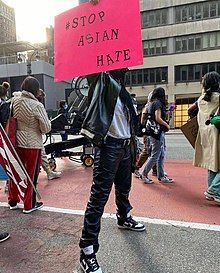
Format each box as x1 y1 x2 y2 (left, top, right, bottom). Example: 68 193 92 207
1 202 220 232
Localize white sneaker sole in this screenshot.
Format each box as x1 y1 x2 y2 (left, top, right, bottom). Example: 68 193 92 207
80 262 102 273
204 192 220 203
159 179 174 183
23 204 43 214
117 225 146 232
9 205 19 210
205 196 214 201
213 197 220 203
0 234 10 242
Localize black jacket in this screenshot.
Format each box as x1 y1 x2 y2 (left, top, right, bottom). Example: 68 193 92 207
81 72 137 171
81 73 120 146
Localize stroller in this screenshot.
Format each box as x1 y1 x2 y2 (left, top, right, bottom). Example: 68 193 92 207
44 77 94 169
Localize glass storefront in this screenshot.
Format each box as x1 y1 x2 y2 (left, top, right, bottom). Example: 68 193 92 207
174 97 199 128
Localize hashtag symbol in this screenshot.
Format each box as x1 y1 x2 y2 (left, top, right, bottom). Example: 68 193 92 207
66 21 70 30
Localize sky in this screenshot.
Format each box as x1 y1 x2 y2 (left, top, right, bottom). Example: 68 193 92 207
4 0 79 43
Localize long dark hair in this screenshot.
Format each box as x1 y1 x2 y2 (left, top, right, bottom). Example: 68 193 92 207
202 71 220 102
150 87 166 107
21 76 40 97
0 82 10 98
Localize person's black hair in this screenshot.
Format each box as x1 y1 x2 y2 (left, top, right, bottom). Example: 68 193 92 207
108 68 129 85
59 100 66 108
21 76 40 97
150 87 166 106
0 81 10 98
202 71 220 102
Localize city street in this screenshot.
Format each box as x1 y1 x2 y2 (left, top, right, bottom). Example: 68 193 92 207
1 0 220 272
0 131 220 273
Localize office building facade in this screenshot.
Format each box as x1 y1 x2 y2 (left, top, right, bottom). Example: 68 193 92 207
127 0 220 127
0 0 16 43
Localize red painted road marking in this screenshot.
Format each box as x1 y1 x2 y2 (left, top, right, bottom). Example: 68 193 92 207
0 159 219 225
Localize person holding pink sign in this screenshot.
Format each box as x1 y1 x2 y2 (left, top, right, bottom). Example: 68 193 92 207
79 68 145 273
76 2 145 273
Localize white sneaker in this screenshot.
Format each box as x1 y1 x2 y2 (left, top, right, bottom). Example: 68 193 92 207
133 170 142 179
204 191 220 203
23 202 43 214
8 204 19 210
48 171 61 180
159 176 174 183
141 176 154 184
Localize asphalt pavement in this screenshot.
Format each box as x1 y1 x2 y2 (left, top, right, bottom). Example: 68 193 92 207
1 207 219 273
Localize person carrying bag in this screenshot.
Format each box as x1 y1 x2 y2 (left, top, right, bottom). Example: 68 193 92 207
141 87 173 184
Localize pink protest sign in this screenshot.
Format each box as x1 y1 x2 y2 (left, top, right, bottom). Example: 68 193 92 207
54 0 143 82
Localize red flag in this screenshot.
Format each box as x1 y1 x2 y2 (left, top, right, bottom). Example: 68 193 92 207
0 126 27 200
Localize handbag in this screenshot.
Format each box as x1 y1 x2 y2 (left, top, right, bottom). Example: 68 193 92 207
5 102 17 147
210 95 220 131
142 113 161 140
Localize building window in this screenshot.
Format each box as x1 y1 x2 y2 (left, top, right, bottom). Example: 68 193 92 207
195 4 202 20
175 62 220 83
210 2 217 17
195 37 202 50
203 2 209 18
137 70 143 84
143 39 168 56
188 37 194 51
210 33 216 47
126 67 168 86
175 32 220 53
141 9 168 28
175 1 220 23
202 63 209 76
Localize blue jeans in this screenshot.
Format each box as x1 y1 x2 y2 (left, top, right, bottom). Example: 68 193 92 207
142 132 165 179
208 170 220 196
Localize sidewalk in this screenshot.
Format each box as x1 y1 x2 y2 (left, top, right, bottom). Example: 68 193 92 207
1 206 220 273
0 207 82 273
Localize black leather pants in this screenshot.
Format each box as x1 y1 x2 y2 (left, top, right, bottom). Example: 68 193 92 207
79 137 133 252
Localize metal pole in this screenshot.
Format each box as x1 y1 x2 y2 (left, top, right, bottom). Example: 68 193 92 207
27 60 32 75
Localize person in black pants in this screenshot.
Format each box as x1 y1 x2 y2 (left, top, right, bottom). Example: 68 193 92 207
79 70 145 273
